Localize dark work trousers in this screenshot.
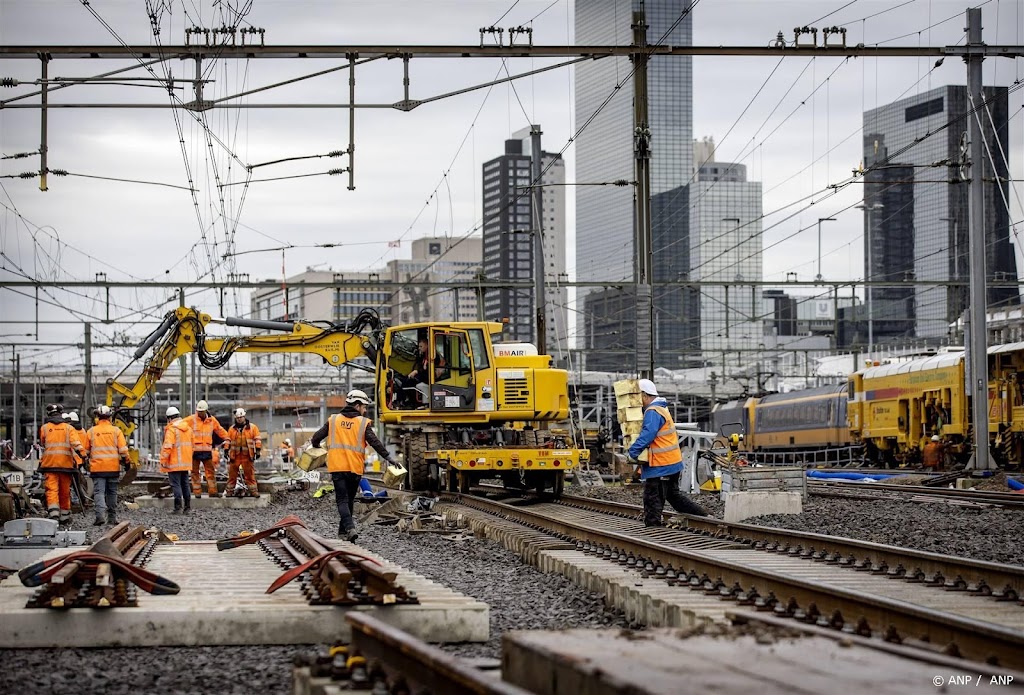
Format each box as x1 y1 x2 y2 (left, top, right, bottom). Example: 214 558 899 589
331 471 361 533
643 472 708 525
167 471 192 510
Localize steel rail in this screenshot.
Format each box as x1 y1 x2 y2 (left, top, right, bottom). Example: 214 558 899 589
346 612 534 695
556 493 1024 601
445 492 1024 667
807 479 1024 507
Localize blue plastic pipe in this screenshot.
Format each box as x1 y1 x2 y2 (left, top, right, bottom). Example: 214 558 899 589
806 470 903 481
1008 477 1024 492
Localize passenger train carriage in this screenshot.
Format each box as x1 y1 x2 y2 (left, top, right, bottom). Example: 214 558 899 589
710 384 852 463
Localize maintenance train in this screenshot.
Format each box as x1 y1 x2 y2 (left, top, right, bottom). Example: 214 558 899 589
711 343 1024 469
848 344 1024 468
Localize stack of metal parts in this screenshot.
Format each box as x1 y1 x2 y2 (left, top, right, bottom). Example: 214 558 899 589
218 515 419 606
17 522 173 609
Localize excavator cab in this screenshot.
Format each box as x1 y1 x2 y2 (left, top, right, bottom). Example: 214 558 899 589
428 328 475 412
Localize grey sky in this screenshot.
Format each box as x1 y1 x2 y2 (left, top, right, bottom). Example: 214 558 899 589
1 0 1022 370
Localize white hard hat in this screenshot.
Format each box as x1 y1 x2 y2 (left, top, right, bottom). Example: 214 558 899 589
931 435 940 442
233 408 246 418
68 412 80 423
96 405 112 417
166 406 180 418
638 378 659 397
284 439 291 445
196 400 210 412
62 412 71 420
346 389 370 405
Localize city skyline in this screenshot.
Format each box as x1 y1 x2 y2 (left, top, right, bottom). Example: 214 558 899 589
1 1 1022 368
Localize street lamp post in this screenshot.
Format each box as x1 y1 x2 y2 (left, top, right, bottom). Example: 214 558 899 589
856 203 884 356
816 217 836 281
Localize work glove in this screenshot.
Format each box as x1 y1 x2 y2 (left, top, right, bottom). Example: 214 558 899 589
626 454 641 466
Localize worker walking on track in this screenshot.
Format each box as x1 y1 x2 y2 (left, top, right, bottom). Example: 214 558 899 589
40 403 88 527
161 406 194 514
627 379 709 525
183 400 229 498
226 408 262 498
82 405 129 526
310 389 399 541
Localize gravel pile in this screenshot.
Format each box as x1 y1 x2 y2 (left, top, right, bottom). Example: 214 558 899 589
0 486 630 694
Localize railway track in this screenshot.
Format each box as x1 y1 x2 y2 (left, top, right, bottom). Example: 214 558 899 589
442 490 1024 668
807 479 1024 508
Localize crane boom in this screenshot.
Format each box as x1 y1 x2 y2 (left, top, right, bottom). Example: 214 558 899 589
106 306 383 447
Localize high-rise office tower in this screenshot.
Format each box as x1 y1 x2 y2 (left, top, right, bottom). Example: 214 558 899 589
575 0 693 368
481 128 566 345
863 85 1017 342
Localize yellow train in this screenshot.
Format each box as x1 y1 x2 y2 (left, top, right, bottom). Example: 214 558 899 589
847 345 1024 467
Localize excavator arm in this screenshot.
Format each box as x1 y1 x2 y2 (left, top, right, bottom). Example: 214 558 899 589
106 306 383 452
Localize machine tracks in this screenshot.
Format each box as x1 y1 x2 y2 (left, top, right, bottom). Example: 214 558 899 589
442 491 1024 668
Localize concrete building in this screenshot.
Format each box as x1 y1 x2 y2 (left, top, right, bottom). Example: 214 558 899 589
863 85 1018 343
575 0 693 360
481 127 566 345
249 269 392 368
387 236 482 325
689 154 763 360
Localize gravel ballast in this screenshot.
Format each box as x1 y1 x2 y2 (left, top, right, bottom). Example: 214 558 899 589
567 481 1024 566
0 486 630 694
3 478 1022 694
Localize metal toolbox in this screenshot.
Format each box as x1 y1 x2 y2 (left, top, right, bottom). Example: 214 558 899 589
720 466 807 498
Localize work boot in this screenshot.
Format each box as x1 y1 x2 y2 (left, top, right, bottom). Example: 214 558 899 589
107 515 118 526
172 507 182 515
93 517 105 527
345 528 359 543
183 507 191 515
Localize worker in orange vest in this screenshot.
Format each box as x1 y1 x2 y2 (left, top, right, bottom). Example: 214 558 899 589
281 439 295 465
226 408 262 498
310 390 399 541
922 435 944 469
627 379 709 525
160 406 194 514
183 400 229 498
82 404 129 526
40 403 88 527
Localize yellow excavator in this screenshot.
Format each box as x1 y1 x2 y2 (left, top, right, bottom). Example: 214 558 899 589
107 306 586 496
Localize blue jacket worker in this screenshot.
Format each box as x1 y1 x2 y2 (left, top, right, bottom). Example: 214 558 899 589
627 379 708 526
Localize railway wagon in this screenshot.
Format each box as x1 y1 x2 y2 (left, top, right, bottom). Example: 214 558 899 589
847 344 1024 467
710 385 852 461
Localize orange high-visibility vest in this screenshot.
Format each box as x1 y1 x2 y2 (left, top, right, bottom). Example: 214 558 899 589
83 420 128 475
228 423 261 462
160 419 194 473
646 405 682 468
182 414 229 454
40 422 84 472
326 414 370 475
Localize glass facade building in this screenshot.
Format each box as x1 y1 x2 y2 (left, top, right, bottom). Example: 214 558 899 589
688 161 763 357
575 0 693 363
863 85 1017 342
481 133 566 344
